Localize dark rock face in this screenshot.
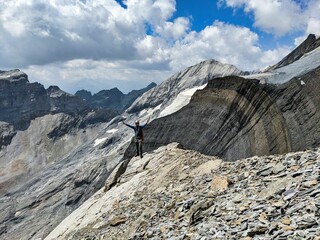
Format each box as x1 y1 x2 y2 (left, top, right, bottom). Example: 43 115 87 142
75 82 157 111
266 34 320 71
47 86 89 115
0 70 118 148
0 70 50 130
0 122 15 149
74 89 92 102
125 69 320 161
0 71 90 130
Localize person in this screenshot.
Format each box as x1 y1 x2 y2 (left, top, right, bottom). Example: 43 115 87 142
123 117 150 158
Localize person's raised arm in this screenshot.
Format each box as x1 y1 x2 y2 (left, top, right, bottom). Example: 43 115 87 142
122 120 135 129
142 117 151 128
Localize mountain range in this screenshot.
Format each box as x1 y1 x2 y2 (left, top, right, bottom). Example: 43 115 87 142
75 82 156 112
0 34 320 240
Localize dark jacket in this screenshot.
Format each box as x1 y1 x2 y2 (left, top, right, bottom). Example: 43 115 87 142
124 123 147 139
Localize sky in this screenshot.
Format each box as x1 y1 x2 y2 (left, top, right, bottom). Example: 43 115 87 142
0 0 319 94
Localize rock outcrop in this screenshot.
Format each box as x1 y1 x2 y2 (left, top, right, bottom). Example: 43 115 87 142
45 143 320 239
266 34 320 71
0 70 51 130
0 70 118 149
75 82 157 112
125 67 320 161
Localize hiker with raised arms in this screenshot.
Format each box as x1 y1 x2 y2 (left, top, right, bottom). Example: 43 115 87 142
122 117 150 158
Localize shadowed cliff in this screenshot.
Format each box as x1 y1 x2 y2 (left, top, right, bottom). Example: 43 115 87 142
125 67 320 161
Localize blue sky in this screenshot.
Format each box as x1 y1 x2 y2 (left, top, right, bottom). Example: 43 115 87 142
173 0 303 49
0 0 319 93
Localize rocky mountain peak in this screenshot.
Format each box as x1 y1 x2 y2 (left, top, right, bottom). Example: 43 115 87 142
127 59 244 114
75 89 92 101
0 69 28 82
265 34 320 71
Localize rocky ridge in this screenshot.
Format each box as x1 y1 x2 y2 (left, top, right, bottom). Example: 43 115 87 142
46 143 320 240
266 34 320 71
75 82 157 112
127 59 244 114
0 69 118 149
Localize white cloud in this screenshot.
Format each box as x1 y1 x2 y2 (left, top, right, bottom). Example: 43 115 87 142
168 21 288 71
222 0 319 36
307 18 320 35
1 0 294 94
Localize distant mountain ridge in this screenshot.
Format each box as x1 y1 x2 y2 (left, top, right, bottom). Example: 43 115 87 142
75 82 157 112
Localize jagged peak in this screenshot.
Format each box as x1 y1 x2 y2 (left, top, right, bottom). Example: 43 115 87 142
188 59 239 70
96 87 123 95
47 85 74 98
147 82 157 88
0 69 28 82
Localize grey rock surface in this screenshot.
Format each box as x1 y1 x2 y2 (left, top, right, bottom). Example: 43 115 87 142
46 143 320 240
125 67 320 161
0 114 126 240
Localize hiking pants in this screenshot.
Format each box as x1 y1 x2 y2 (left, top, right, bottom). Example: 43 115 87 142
136 138 143 156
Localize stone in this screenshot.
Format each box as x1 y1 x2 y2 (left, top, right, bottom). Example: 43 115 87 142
281 217 291 225
104 160 130 192
108 215 127 226
302 179 318 187
282 189 298 201
211 175 229 193
258 177 289 199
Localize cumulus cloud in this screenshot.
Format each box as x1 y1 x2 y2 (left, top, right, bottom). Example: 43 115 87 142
0 0 182 68
222 0 320 36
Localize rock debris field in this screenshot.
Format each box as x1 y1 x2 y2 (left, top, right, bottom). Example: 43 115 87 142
49 143 320 240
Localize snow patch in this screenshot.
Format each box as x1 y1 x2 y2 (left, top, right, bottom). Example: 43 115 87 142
94 137 107 147
245 46 320 84
300 80 306 85
159 84 206 118
107 128 118 134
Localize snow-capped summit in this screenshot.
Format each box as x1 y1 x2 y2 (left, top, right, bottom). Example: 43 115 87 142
127 59 244 116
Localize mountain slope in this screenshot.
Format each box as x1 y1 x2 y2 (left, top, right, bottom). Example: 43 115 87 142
46 143 320 239
125 66 320 161
0 70 119 150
